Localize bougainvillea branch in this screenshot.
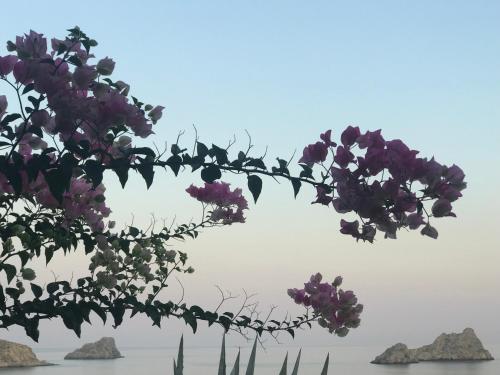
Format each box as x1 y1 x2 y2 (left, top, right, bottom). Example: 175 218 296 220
0 27 465 341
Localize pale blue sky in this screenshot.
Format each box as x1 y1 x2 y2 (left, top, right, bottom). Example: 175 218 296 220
1 1 499 351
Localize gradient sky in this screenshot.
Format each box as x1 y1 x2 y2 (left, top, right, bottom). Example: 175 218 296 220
1 0 499 352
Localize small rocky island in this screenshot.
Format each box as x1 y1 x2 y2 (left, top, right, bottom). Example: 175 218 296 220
372 328 494 364
65 337 123 360
0 339 52 368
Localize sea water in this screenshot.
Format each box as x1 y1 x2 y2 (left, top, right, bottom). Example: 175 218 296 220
2 345 499 375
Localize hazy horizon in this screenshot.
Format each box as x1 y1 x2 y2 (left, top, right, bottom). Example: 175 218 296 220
1 0 499 353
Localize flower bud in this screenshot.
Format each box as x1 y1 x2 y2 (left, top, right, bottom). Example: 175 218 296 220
333 276 343 287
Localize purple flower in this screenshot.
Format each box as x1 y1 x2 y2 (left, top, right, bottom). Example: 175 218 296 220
432 198 453 217
340 219 359 237
0 55 18 76
287 274 363 337
72 65 98 89
96 57 115 76
356 129 385 149
422 157 444 185
320 129 337 146
436 183 462 202
334 146 354 168
407 213 425 229
148 105 164 124
13 60 32 84
298 141 329 166
332 198 351 214
313 186 332 206
341 125 361 147
445 164 465 185
15 30 47 58
30 110 50 127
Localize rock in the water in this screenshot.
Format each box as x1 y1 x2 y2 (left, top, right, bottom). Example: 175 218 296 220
371 343 418 364
64 337 123 360
0 339 52 368
372 328 494 365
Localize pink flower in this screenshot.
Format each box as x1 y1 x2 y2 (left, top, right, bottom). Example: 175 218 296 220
313 186 332 206
96 57 115 76
445 164 465 185
186 181 248 224
340 125 361 147
356 129 385 149
407 213 425 229
340 219 359 238
72 65 97 89
288 273 362 336
148 105 164 124
0 55 18 76
15 30 47 58
432 198 454 217
320 130 336 146
298 141 328 166
30 110 50 127
334 146 354 168
13 60 32 84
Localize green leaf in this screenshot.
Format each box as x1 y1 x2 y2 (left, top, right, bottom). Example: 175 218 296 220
290 350 301 375
137 163 155 188
320 353 329 375
128 227 140 237
245 337 258 375
1 264 17 283
201 165 221 183
129 147 156 158
0 113 22 126
45 246 55 264
89 302 107 324
291 179 301 198
278 353 288 375
30 283 43 299
166 154 182 175
245 158 266 170
218 335 226 375
46 282 59 294
229 349 240 375
111 159 130 188
176 335 184 374
68 55 82 67
247 175 262 203
182 312 197 333
24 317 40 342
210 144 229 165
196 142 209 158
421 224 438 239
22 83 35 95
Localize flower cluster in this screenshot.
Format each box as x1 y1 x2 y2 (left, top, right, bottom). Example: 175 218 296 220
300 126 466 241
186 182 248 224
288 273 362 336
0 28 164 232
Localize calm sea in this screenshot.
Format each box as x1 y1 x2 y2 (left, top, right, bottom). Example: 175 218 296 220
2 345 499 375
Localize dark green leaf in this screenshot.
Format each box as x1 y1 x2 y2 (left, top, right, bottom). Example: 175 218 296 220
201 165 221 183
1 264 17 283
291 178 301 198
247 175 262 203
30 283 43 299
